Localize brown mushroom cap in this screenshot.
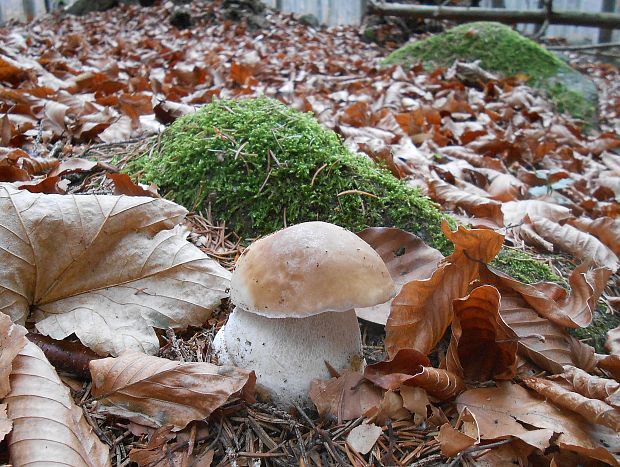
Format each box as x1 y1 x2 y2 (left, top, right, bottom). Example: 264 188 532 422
231 222 396 318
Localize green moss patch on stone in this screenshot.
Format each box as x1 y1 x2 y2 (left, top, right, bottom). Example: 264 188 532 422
491 248 560 284
383 22 597 121
126 97 452 251
126 96 558 282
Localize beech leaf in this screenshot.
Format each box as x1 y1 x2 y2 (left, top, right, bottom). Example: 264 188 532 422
5 340 111 466
385 222 503 356
0 184 231 356
90 350 256 430
457 383 619 465
522 376 620 432
0 313 27 398
355 227 443 325
446 285 518 382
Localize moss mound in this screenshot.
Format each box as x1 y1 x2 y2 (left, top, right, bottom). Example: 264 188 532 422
128 97 451 250
126 96 557 282
383 22 597 121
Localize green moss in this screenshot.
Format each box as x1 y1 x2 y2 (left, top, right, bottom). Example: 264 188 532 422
383 22 595 121
571 303 620 354
491 248 559 284
126 97 452 251
126 96 558 283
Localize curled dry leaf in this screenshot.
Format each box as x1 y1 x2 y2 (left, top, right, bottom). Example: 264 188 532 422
606 325 620 356
486 263 610 329
550 365 620 408
598 354 620 382
5 340 111 466
457 383 619 465
568 217 620 257
437 408 480 457
355 227 443 325
446 285 518 382
90 350 256 430
385 221 503 356
309 370 383 423
528 216 619 272
427 177 504 227
522 376 620 432
364 350 465 400
0 313 27 398
0 184 231 356
492 286 596 374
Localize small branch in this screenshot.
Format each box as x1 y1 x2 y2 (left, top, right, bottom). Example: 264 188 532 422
448 438 514 467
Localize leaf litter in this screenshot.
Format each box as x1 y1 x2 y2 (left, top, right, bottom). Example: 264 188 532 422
0 0 619 465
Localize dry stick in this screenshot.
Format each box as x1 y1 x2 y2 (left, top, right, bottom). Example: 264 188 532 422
294 403 348 467
409 453 443 467
447 438 514 467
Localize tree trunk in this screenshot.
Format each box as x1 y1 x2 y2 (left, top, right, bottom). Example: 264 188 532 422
367 2 620 29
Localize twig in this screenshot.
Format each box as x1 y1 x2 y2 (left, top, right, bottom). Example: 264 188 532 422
294 404 348 467
447 438 514 467
409 453 443 466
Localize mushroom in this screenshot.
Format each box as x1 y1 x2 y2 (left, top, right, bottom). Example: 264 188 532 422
213 221 395 407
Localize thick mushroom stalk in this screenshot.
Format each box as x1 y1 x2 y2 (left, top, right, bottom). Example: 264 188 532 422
213 307 362 407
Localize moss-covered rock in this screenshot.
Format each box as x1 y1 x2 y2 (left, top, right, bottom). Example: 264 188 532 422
127 97 452 251
383 22 597 121
126 96 557 281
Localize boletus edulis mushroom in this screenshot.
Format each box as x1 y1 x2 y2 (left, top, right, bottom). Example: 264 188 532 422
213 221 395 407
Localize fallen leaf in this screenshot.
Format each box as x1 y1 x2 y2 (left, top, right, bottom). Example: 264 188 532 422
427 177 504 226
457 382 619 465
568 217 620 257
385 222 503 356
522 376 620 432
0 313 27 398
550 365 620 407
606 325 620 356
90 350 256 430
106 173 159 197
486 263 610 329
5 340 111 466
529 216 619 272
363 349 431 390
446 285 518 382
356 227 443 325
346 423 383 455
309 370 383 423
598 354 620 381
437 408 479 457
0 184 231 356
48 158 98 177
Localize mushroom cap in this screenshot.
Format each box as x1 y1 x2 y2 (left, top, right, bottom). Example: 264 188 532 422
231 221 395 318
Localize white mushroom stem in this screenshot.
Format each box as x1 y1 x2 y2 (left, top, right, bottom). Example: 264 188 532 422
213 307 363 407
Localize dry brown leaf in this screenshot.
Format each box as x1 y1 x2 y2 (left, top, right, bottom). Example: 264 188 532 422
494 288 596 373
400 385 431 424
106 173 159 198
385 222 503 356
363 349 431 390
606 325 620 356
0 184 231 356
568 217 620 257
5 340 111 466
90 350 256 430
486 263 610 329
502 200 571 227
0 313 27 398
437 408 479 457
0 404 11 445
550 365 620 409
355 227 443 325
522 376 620 432
446 285 518 382
345 423 383 455
529 216 619 272
128 425 175 466
457 383 619 465
598 354 620 381
309 370 383 423
427 177 504 226
48 158 98 177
